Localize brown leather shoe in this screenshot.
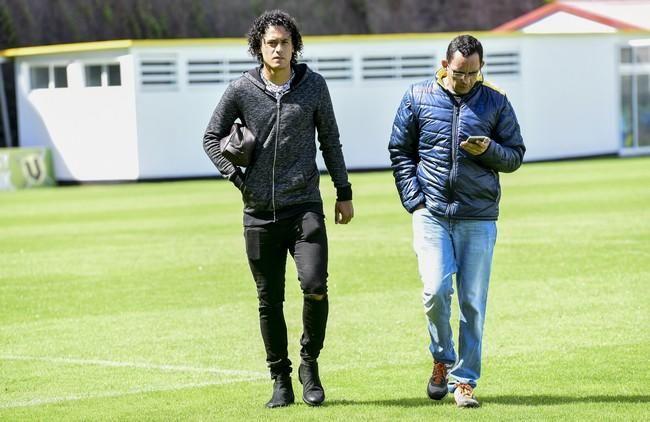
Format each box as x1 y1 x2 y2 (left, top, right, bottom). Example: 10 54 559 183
427 361 449 400
454 383 480 408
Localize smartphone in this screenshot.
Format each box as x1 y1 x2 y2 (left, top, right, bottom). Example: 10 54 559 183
466 136 488 144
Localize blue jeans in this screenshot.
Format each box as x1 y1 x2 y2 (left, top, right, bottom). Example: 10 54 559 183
412 208 497 388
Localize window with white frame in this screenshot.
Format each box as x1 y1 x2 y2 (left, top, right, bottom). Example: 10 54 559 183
187 60 226 85
139 57 178 89
84 63 122 87
29 64 68 90
186 58 257 85
361 55 435 80
302 57 353 81
483 52 520 76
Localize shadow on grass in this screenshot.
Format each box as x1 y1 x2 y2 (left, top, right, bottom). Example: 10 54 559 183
327 394 650 408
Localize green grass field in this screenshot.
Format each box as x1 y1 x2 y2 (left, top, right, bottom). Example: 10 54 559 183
1 157 649 421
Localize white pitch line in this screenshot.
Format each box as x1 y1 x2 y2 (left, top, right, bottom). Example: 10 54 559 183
0 377 266 409
0 354 269 409
0 355 265 377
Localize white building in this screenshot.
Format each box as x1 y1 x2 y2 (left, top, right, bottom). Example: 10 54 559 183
1 28 649 181
495 0 650 33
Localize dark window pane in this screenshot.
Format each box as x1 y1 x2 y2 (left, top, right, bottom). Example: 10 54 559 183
621 47 633 64
107 64 121 86
635 46 650 64
30 67 49 89
637 74 650 147
620 74 634 148
53 66 68 88
85 65 102 87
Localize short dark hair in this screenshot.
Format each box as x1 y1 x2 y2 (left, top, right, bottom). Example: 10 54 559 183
446 34 483 64
247 10 303 65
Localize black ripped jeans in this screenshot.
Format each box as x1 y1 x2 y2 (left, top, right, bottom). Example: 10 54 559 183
244 211 329 378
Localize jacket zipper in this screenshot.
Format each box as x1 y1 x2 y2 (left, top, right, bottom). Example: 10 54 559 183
447 101 460 217
272 96 281 222
247 68 301 222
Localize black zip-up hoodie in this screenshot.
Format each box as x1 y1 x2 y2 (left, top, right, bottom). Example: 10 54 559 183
203 64 352 220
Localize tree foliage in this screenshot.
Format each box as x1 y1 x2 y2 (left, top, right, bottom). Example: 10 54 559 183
0 0 544 49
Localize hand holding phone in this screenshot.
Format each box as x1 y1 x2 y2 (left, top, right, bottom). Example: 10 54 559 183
462 135 490 155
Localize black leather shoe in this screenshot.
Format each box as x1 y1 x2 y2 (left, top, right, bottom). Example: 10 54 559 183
265 374 295 408
299 362 325 406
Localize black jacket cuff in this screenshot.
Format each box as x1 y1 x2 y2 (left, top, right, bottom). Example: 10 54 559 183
336 185 352 201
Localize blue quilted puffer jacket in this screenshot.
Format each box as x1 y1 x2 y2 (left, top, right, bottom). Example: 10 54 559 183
388 69 526 220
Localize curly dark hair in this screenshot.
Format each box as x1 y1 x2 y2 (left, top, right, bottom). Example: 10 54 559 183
446 34 483 64
247 10 303 65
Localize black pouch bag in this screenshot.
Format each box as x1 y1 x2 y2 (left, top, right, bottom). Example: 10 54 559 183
220 123 255 167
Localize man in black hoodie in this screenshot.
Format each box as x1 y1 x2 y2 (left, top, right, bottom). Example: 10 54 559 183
203 10 354 408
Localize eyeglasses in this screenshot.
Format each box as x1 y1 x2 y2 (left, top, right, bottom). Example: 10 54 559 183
447 67 481 81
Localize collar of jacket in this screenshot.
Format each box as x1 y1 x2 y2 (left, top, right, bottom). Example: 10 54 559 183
435 67 484 99
245 63 309 91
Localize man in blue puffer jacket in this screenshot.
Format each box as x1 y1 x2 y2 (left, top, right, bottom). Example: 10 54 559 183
388 34 525 408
